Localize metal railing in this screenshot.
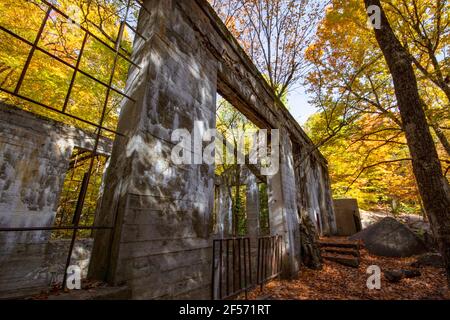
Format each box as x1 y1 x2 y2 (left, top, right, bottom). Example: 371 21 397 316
257 235 283 289
211 235 283 299
211 237 252 300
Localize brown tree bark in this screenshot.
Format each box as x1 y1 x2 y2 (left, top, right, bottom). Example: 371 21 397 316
364 0 450 285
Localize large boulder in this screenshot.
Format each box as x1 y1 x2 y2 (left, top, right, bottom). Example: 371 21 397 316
349 217 427 257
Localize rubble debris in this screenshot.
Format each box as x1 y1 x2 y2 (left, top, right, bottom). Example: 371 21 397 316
384 269 421 283
411 253 444 268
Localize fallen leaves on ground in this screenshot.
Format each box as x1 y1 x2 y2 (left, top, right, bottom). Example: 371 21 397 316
30 280 107 300
246 249 449 300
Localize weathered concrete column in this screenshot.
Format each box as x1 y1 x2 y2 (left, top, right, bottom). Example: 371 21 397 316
246 173 260 280
267 128 301 279
217 184 233 237
246 174 260 240
89 0 217 299
322 166 337 235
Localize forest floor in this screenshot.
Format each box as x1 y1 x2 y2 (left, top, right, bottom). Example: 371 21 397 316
246 248 449 300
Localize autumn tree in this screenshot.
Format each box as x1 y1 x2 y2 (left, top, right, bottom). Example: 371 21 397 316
363 0 450 285
210 0 326 99
382 0 450 156
304 0 449 212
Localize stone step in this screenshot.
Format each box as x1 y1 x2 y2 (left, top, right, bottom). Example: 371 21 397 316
319 240 361 250
322 253 360 268
321 247 360 258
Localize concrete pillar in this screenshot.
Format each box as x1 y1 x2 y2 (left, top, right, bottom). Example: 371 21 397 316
246 174 260 240
323 166 337 235
89 0 217 299
267 128 301 279
245 173 260 280
217 183 233 237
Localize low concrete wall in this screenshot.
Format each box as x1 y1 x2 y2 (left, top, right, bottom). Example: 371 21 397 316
333 199 362 236
295 149 337 236
0 103 110 297
0 238 93 298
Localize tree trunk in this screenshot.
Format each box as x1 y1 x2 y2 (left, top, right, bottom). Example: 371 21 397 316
364 0 450 285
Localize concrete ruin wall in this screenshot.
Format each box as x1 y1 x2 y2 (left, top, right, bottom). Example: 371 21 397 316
0 0 336 299
0 103 111 296
88 0 335 299
295 151 337 236
334 198 362 236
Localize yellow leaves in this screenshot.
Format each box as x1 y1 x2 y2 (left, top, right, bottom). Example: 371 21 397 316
306 109 419 211
80 36 115 84
0 32 30 91
20 50 74 108
0 0 132 135
0 0 47 43
305 43 323 63
39 11 85 64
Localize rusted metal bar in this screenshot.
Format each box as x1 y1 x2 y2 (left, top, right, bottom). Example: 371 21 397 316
256 235 261 286
271 236 275 276
256 235 283 290
211 237 253 300
123 21 148 42
0 25 135 102
211 239 216 300
0 87 125 137
238 238 242 292
14 6 52 94
262 237 267 289
62 0 134 290
0 226 113 232
62 172 90 287
232 237 236 293
63 33 89 113
40 0 138 67
72 173 89 225
226 238 230 297
247 237 252 285
243 237 247 299
219 240 223 299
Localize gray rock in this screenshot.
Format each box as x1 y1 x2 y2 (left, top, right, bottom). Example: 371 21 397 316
384 269 421 283
401 269 421 278
411 253 444 268
349 217 427 257
384 270 404 282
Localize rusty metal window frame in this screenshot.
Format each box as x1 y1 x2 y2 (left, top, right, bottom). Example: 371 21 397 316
0 0 146 136
0 0 149 290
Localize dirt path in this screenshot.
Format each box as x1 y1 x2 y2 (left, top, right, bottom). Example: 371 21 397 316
247 249 449 300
